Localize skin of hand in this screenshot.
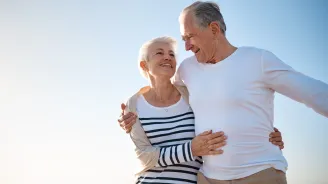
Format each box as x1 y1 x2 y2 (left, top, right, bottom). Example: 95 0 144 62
191 130 227 156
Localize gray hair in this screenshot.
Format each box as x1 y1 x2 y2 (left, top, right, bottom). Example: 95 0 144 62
182 1 226 35
138 36 177 79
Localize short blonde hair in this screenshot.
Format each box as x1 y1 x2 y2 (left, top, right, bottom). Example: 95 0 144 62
138 36 177 79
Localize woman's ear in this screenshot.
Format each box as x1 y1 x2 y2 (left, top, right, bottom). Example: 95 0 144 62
140 61 148 71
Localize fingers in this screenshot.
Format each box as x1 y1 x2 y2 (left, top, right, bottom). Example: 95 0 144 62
199 130 212 136
273 127 279 132
271 140 283 146
207 135 227 145
208 149 224 155
118 112 135 123
208 141 226 150
119 114 137 127
123 118 137 133
207 131 224 140
269 129 282 143
118 112 137 133
269 131 281 138
270 136 282 143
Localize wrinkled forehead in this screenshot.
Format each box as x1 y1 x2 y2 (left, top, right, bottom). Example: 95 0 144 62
179 12 195 36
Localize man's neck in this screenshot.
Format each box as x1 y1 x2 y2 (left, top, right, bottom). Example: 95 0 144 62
207 41 237 64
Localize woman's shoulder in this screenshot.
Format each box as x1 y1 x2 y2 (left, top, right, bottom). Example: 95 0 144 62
125 86 151 112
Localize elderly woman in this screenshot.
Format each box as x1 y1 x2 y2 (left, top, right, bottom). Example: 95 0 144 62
121 36 284 184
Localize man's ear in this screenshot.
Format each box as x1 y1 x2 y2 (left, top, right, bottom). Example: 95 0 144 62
209 21 220 35
140 60 148 71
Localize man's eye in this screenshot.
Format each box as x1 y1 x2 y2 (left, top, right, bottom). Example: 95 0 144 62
156 52 163 55
170 53 175 57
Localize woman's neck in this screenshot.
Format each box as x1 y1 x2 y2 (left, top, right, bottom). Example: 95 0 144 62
148 77 176 102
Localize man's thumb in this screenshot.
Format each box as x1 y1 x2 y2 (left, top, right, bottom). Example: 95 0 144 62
121 103 126 111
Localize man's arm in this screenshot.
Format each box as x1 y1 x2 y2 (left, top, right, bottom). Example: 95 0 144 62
261 49 328 117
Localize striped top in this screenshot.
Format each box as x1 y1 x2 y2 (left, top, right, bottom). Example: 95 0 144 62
135 95 203 184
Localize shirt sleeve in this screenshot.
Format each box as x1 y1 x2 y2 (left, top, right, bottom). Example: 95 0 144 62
261 49 328 117
156 141 196 167
129 116 160 174
128 117 196 173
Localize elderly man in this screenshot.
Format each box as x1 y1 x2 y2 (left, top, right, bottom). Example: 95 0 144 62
119 1 328 184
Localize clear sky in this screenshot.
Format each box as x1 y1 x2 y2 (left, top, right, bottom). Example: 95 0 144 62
0 0 327 184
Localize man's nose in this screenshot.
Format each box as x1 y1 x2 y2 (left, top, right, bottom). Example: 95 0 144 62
185 40 192 51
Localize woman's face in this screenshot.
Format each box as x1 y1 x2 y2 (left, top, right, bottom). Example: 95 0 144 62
142 42 177 79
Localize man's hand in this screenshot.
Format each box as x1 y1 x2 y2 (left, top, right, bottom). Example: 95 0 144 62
269 127 284 150
191 130 227 156
118 103 137 133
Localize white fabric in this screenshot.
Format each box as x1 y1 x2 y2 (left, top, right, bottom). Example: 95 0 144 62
173 46 328 180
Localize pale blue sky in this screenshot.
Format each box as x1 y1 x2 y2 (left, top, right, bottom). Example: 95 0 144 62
0 0 327 184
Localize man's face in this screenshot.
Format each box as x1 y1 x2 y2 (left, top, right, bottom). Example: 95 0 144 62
180 12 217 63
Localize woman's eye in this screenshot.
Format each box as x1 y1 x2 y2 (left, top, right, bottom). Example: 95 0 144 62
156 52 163 55
170 54 175 57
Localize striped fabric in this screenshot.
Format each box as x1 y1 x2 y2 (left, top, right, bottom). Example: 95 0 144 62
135 95 202 184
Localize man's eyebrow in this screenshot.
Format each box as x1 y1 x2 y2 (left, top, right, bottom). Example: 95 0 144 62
182 34 194 40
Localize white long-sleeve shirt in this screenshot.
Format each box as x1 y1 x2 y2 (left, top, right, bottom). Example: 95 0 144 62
173 46 328 180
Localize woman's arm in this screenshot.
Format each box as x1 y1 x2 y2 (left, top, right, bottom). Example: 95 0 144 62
129 118 225 174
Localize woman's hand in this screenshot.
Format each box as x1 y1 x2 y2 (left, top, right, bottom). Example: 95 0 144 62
191 130 227 156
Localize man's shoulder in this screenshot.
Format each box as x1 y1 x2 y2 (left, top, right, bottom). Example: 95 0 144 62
238 46 267 54
236 46 273 61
